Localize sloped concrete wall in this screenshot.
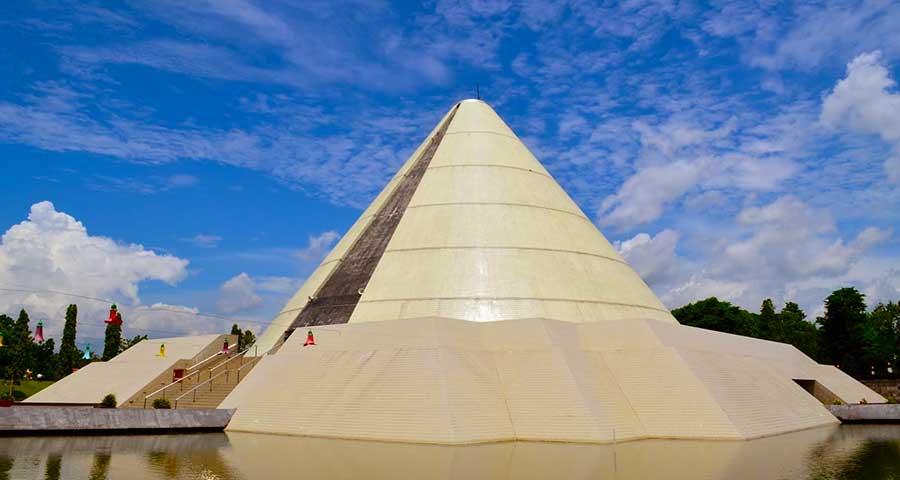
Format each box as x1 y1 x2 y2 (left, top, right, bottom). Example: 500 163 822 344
223 317 870 444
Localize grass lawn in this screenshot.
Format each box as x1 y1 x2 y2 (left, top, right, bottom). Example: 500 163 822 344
3 380 55 401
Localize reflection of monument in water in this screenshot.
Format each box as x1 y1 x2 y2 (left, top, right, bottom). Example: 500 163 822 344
222 99 883 444
1 426 899 479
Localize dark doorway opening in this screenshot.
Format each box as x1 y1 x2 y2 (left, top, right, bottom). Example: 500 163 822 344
794 379 841 404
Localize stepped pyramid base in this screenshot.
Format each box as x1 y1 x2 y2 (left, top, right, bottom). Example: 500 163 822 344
223 317 881 444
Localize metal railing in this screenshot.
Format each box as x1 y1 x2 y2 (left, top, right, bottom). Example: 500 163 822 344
142 370 201 408
235 354 261 382
173 344 259 409
141 339 238 408
174 369 229 409
209 343 255 374
186 342 238 371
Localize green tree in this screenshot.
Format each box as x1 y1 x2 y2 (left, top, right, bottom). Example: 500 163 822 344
671 297 758 337
121 334 148 353
758 298 781 341
779 302 820 360
242 329 256 351
58 304 79 375
102 313 122 361
33 338 58 380
0 315 13 384
231 323 244 350
7 310 33 396
865 302 900 377
818 288 869 375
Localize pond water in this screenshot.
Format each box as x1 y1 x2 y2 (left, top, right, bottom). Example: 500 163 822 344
1 424 899 479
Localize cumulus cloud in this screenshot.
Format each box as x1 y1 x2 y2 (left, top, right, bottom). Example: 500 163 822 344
821 51 900 181
217 273 262 314
722 197 890 280
216 272 303 314
598 114 799 230
0 201 190 339
635 196 892 314
617 229 685 288
294 230 340 263
600 158 709 229
129 303 209 337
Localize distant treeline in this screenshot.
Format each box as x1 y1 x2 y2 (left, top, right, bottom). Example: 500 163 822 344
673 287 900 379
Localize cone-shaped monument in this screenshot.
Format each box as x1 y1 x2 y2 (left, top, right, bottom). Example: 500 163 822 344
253 100 673 353
225 100 882 444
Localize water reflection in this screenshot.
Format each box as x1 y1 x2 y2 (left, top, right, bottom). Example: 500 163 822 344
44 454 61 480
89 451 111 480
0 455 11 480
0 425 897 479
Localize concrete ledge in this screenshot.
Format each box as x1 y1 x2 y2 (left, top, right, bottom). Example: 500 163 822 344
827 404 900 423
0 407 234 435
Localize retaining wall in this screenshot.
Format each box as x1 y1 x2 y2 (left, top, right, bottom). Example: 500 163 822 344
0 407 233 435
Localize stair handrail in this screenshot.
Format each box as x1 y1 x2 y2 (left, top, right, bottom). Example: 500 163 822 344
174 368 231 409
142 369 200 408
172 345 261 409
209 343 256 373
234 354 262 383
186 342 238 372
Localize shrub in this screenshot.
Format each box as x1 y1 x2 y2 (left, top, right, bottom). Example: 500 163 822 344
100 393 117 408
886 395 898 404
831 399 844 406
152 398 171 409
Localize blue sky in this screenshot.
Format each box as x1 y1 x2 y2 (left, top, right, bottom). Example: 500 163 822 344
1 0 899 346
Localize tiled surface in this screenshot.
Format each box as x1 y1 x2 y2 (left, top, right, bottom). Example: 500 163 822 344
225 317 864 443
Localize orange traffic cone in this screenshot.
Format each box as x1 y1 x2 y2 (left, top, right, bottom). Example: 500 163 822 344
303 330 316 347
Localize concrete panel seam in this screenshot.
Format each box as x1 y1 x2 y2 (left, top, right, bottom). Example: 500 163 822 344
404 202 588 222
444 130 519 141
426 163 552 178
356 297 672 313
381 246 628 266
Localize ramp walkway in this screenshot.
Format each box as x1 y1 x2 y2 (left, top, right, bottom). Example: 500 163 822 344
24 334 234 408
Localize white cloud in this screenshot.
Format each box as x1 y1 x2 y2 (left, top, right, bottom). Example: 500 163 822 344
600 159 707 229
821 51 900 181
85 174 199 195
722 197 890 280
128 303 209 337
294 230 340 263
0 85 442 208
599 116 797 230
214 230 338 315
617 229 685 288
633 117 736 157
217 273 262 314
182 234 222 248
254 276 302 294
704 2 900 72
638 196 892 314
0 201 190 340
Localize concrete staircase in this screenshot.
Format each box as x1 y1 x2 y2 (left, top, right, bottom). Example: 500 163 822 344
171 355 261 409
139 345 240 408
